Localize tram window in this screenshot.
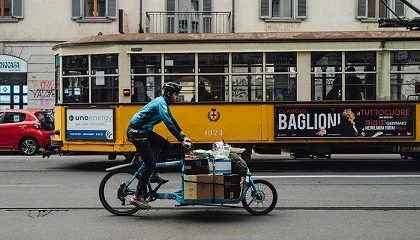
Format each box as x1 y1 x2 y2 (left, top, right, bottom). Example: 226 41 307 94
91 76 118 103
164 76 194 102
191 76 228 102
391 50 420 100
311 52 342 101
266 53 297 101
131 54 161 74
55 55 61 103
131 76 159 102
63 77 89 103
165 54 195 73
91 54 118 75
232 75 263 102
345 51 377 101
232 53 263 73
62 56 88 76
198 53 228 73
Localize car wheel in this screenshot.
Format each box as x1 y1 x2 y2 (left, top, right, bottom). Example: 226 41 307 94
19 137 40 155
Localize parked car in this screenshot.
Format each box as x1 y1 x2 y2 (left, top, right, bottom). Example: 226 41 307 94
0 109 55 155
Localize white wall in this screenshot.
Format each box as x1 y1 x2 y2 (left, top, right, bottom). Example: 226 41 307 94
1 0 419 42
0 0 140 41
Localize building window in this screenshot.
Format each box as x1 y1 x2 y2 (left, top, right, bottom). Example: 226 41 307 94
71 0 117 21
0 0 23 20
166 0 212 33
391 51 420 101
85 0 106 17
260 0 307 19
357 0 405 19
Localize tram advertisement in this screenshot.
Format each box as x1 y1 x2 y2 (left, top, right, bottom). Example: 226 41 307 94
65 108 114 141
275 105 415 138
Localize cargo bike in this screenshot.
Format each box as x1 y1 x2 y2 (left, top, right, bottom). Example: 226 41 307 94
98 148 278 216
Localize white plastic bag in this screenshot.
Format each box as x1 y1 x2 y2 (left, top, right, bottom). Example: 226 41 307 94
212 141 230 159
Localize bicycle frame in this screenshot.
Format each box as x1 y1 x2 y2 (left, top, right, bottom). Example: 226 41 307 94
113 157 262 205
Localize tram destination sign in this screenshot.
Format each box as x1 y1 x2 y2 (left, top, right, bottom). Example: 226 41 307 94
65 108 114 141
274 105 415 139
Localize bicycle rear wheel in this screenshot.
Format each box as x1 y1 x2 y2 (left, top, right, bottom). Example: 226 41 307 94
99 169 141 215
242 179 277 215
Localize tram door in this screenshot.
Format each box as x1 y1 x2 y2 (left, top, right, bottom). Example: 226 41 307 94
0 74 27 110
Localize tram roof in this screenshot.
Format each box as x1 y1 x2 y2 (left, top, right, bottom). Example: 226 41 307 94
54 31 420 50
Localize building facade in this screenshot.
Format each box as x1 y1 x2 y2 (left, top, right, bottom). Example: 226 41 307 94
0 0 418 110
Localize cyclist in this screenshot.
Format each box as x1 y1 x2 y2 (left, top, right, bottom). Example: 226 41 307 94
127 82 191 209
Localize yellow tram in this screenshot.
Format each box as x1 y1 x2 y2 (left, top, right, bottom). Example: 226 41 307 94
52 31 420 161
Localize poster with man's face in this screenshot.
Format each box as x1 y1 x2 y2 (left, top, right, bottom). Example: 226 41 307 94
274 105 415 138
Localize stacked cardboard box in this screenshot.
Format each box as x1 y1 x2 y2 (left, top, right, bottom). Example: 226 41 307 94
183 174 241 200
183 174 224 200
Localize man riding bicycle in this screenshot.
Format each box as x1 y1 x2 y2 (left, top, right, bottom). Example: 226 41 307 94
127 82 191 209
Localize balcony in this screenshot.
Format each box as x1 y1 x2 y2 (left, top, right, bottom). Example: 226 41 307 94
146 11 232 33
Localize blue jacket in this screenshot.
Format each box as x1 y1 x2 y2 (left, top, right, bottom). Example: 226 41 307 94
129 96 184 142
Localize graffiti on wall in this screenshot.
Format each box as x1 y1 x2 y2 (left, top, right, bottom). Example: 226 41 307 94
28 80 55 109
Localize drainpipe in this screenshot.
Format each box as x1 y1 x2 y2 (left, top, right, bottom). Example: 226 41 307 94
232 0 235 33
139 0 144 33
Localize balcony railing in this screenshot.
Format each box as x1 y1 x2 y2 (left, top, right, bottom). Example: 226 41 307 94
146 11 232 33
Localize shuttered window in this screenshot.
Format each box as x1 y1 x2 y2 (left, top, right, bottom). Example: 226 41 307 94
0 0 23 19
260 0 307 19
71 0 117 20
357 0 405 19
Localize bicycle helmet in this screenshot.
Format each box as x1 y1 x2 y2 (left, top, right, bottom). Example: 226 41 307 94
163 82 182 94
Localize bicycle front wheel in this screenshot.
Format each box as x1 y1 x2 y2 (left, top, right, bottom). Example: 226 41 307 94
99 169 141 216
242 179 278 215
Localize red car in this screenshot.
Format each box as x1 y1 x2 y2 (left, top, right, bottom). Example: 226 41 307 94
0 109 55 155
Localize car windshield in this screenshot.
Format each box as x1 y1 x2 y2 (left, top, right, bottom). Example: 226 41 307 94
35 112 54 130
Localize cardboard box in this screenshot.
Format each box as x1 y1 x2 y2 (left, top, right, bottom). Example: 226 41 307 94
208 158 232 174
184 159 209 175
183 175 197 199
196 174 224 200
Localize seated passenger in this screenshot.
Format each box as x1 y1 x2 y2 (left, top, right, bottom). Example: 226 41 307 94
191 82 213 102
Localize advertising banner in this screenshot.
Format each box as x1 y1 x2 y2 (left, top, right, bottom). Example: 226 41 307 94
66 108 114 141
275 105 415 139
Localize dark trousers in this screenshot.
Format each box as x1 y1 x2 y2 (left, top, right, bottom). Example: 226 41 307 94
132 130 171 196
